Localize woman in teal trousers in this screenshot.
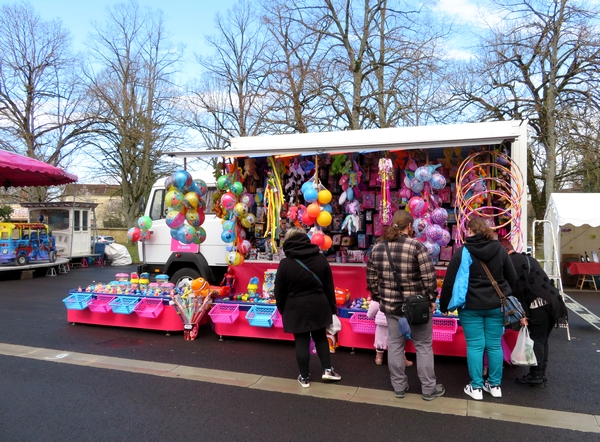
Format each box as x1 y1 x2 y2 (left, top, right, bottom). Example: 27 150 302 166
439 217 517 400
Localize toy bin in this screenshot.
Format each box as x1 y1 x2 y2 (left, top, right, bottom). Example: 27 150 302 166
208 304 240 324
63 294 92 310
133 298 165 318
88 295 117 313
273 310 283 328
349 312 376 334
245 305 277 327
109 296 140 314
432 317 459 342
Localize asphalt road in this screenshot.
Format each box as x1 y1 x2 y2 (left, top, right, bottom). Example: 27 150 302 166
0 264 599 441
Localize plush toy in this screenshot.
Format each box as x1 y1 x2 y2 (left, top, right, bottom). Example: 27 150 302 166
284 161 305 204
341 200 360 234
242 158 260 193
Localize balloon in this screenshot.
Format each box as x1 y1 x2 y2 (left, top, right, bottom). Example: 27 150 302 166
196 179 208 197
226 251 244 266
220 192 237 210
221 229 236 243
426 224 444 242
430 173 447 190
174 170 193 191
301 181 313 193
301 212 316 226
127 227 141 242
321 235 333 250
414 166 432 182
316 210 332 227
183 191 200 209
222 220 236 231
178 224 196 244
409 178 424 193
424 240 441 257
217 174 232 191
303 187 318 203
140 229 151 241
234 202 248 217
307 203 321 218
321 204 332 213
165 189 184 209
240 193 254 208
196 197 207 211
137 215 152 230
237 239 252 254
408 196 428 217
186 209 205 228
436 229 451 247
194 226 207 244
164 175 175 191
231 181 244 195
241 213 256 228
311 232 324 247
413 217 429 239
165 210 185 229
317 189 332 204
170 228 180 240
431 207 448 225
400 187 413 200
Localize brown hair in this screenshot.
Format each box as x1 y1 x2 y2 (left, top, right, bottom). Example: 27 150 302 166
384 210 414 241
467 216 495 241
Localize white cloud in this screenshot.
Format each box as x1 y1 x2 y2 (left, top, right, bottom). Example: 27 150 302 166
432 0 502 27
445 47 476 61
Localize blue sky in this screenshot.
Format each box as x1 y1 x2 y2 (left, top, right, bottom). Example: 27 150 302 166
27 0 240 79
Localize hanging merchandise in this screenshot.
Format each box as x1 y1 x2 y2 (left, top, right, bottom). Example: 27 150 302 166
263 157 285 252
378 158 394 226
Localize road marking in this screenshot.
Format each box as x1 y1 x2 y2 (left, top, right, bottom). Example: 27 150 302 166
0 342 599 434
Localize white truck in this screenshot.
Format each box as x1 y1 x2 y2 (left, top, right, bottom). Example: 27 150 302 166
137 120 529 286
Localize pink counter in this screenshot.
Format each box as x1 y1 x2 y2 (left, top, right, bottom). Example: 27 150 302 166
67 305 186 332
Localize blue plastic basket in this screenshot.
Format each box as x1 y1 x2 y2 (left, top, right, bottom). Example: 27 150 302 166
245 305 276 327
109 296 140 314
63 294 92 310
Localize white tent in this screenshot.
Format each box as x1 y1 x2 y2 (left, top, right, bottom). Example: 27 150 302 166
543 193 600 276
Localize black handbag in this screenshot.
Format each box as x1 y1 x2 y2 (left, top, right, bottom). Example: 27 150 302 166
383 241 431 324
480 260 525 328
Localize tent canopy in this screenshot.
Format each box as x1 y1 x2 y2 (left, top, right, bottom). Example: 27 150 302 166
545 193 600 227
0 149 78 188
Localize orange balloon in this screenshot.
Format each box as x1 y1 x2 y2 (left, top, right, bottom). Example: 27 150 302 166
321 235 333 250
307 203 321 218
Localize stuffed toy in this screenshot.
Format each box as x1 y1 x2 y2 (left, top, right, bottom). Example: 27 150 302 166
284 161 305 204
242 158 260 193
341 200 360 235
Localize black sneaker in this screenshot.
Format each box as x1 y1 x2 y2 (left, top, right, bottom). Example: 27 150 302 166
516 374 543 386
297 375 310 388
422 384 445 401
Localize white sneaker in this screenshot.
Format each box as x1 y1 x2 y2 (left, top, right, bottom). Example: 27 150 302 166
483 381 502 398
322 368 341 381
464 384 483 400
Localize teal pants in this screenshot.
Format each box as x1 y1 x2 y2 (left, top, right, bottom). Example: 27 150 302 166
458 308 504 388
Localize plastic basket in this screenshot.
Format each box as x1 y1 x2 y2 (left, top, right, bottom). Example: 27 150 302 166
245 305 276 327
133 298 165 318
88 295 116 313
208 304 239 324
349 312 376 334
432 317 458 342
109 296 140 314
272 310 283 328
63 294 92 310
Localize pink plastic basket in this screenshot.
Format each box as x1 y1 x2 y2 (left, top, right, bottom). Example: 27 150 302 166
432 317 458 342
273 310 283 328
134 298 165 318
208 304 239 324
349 312 376 334
88 295 116 313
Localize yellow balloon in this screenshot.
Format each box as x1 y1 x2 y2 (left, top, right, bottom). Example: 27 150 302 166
317 210 332 227
317 189 332 204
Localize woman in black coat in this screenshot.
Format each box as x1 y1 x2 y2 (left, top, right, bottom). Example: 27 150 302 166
274 227 341 388
500 239 568 387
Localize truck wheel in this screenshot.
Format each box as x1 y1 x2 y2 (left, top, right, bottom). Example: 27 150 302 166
17 254 28 266
48 251 57 263
171 268 201 289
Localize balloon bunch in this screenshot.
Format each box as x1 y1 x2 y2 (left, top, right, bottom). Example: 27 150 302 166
164 169 208 246
127 215 153 243
455 150 524 250
402 163 446 200
215 168 256 266
298 160 334 251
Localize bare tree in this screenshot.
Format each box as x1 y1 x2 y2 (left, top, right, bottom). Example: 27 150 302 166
449 0 600 218
0 2 94 201
85 1 184 227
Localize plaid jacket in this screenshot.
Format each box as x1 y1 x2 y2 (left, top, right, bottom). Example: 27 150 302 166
366 235 437 316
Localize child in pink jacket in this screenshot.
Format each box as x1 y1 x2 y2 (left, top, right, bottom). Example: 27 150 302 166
367 300 413 366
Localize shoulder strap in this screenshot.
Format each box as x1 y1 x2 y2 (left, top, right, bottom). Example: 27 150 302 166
294 258 323 286
479 260 506 301
383 241 402 289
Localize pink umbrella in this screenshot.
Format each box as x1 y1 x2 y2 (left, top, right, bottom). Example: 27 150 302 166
0 150 78 188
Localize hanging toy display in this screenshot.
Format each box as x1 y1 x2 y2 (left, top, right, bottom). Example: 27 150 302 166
378 157 394 226
455 150 524 250
163 169 208 246
262 157 285 252
338 158 363 205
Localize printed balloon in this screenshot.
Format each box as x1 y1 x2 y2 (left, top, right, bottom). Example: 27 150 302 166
237 239 252 254
165 189 184 209
226 251 244 266
127 227 141 242
426 224 444 242
221 192 237 210
196 179 208 197
140 229 152 241
222 220 236 231
414 166 432 182
186 209 205 228
165 210 185 229
221 229 236 243
183 192 200 209
424 239 441 257
179 224 196 244
234 202 248 217
413 217 429 239
241 213 256 228
137 215 152 230
217 174 232 191
436 229 451 247
430 173 447 190
174 170 193 191
408 196 428 217
194 226 207 244
231 181 244 195
164 175 175 191
409 178 424 193
431 207 448 225
240 193 254 208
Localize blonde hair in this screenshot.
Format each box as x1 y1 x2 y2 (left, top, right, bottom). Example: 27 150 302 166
284 226 306 240
384 210 414 241
468 216 495 241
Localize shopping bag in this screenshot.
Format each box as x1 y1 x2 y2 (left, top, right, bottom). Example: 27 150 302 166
326 314 342 335
510 326 537 366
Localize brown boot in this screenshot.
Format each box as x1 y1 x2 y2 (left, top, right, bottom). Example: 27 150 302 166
404 356 413 367
375 350 384 365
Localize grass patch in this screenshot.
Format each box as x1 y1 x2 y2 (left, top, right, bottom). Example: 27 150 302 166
123 242 140 264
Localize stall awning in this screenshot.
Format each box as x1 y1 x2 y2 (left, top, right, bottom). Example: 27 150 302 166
545 193 600 227
168 120 526 158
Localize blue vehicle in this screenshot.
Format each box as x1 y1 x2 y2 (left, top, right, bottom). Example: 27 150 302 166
0 222 57 266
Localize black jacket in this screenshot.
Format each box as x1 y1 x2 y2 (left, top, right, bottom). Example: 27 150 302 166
274 234 337 334
440 234 517 312
508 252 568 323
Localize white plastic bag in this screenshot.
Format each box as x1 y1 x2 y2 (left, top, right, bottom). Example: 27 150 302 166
510 326 538 366
326 314 342 335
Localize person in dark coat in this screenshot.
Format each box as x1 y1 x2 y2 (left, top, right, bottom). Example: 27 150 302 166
274 227 341 388
439 217 517 401
500 239 568 387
